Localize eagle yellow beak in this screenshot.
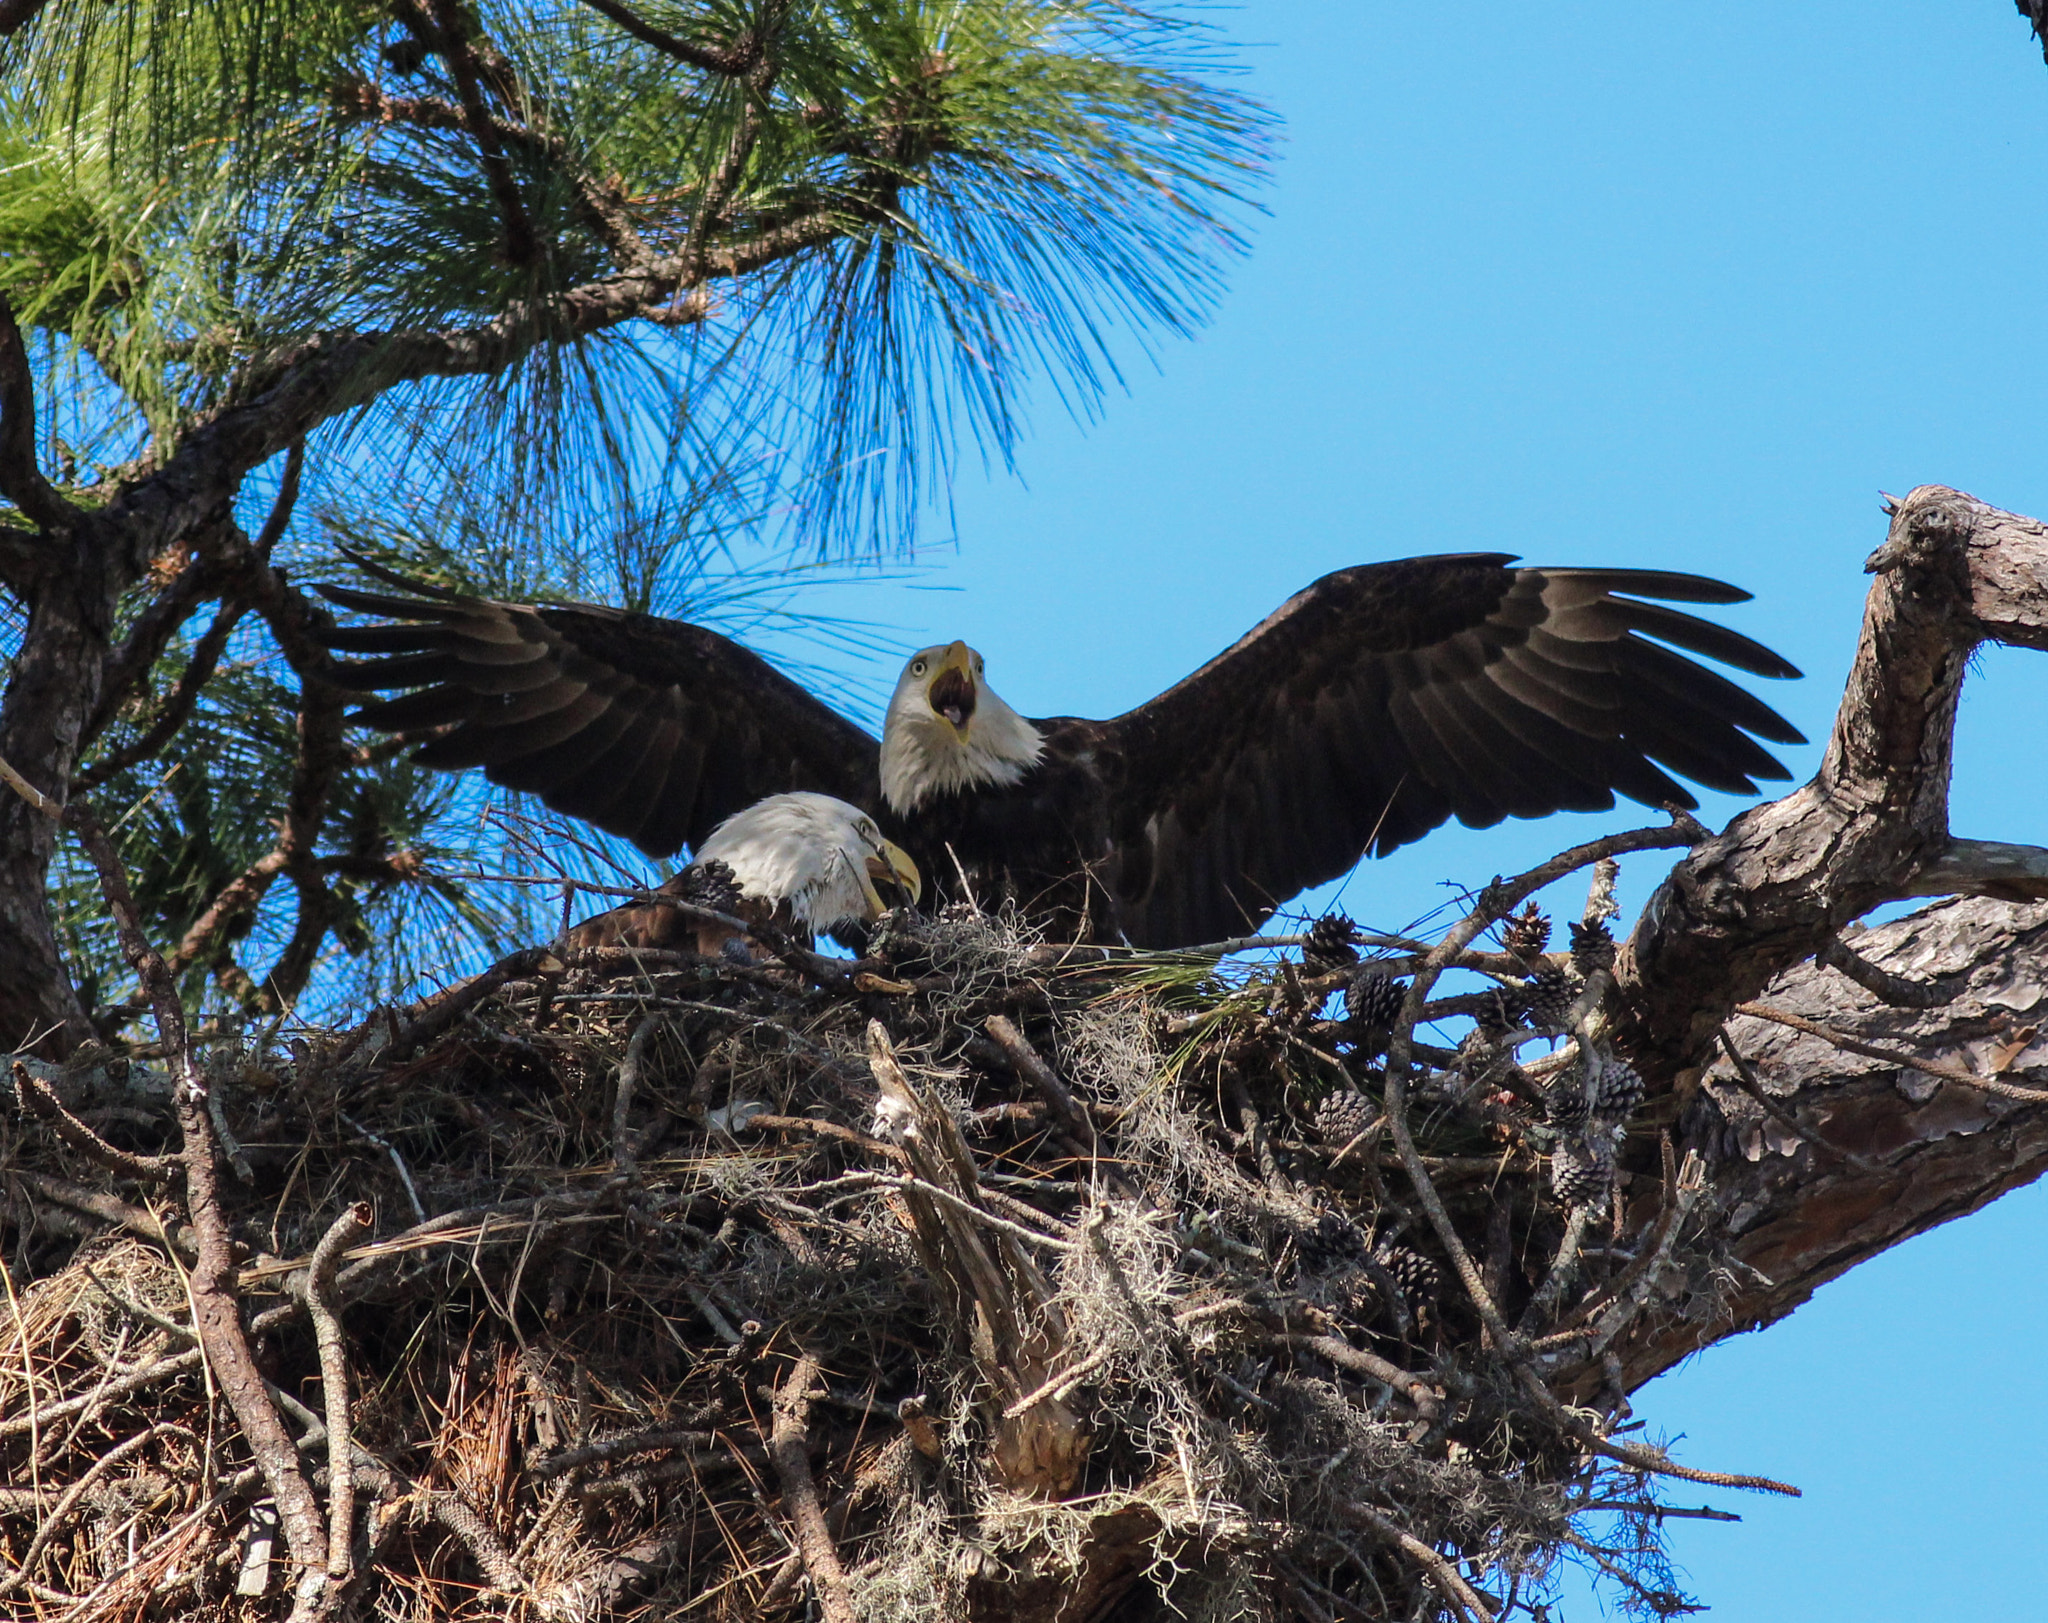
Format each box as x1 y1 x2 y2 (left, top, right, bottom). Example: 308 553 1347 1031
861 839 922 918
926 641 977 739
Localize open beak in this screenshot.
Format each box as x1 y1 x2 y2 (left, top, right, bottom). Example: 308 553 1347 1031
861 839 923 917
926 641 977 737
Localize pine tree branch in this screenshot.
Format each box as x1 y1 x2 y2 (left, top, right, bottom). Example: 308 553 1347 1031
573 0 760 76
78 599 245 787
403 1 538 264
82 554 225 750
108 216 847 574
1902 836 2048 901
0 291 75 540
332 79 652 264
86 446 302 758
1601 893 2048 1397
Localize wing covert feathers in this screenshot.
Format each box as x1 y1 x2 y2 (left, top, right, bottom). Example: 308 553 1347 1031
318 567 879 858
1106 556 1804 947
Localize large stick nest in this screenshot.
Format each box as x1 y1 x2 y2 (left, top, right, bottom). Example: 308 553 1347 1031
1 842 1778 1623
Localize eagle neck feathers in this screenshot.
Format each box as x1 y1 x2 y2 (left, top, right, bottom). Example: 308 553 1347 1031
880 692 1045 814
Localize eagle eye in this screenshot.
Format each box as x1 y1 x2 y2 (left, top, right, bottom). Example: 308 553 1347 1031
912 659 927 676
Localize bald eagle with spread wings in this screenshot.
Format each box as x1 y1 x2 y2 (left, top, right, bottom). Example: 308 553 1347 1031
319 554 1803 946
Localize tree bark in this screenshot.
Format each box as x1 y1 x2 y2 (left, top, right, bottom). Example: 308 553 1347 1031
1585 483 2048 1392
1608 893 2048 1392
1613 485 2048 1085
0 531 119 1054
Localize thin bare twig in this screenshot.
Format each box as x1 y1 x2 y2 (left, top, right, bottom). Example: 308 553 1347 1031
574 0 757 75
1817 934 1957 1009
1518 1206 1595 1332
1264 1334 1440 1431
1338 1499 1496 1623
1735 1000 2048 1102
0 1424 189 1598
613 1013 664 1179
1716 1029 1881 1173
983 1014 1092 1143
826 1171 1075 1252
339 1112 426 1223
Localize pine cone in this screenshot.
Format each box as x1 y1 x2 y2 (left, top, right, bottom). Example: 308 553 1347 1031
1312 1087 1377 1148
1570 918 1616 974
1523 965 1577 1034
1456 1026 1508 1085
1303 913 1362 973
1505 902 1552 960
1300 1211 1367 1264
1543 1075 1588 1130
1372 1243 1441 1332
1474 986 1525 1041
1586 1051 1645 1123
1550 1134 1614 1210
1344 968 1406 1035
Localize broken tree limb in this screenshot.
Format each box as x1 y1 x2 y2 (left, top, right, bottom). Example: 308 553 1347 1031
1616 485 2048 1080
770 1354 858 1623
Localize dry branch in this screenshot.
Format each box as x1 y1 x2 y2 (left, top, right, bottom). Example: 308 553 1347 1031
1616 485 2048 1076
770 1354 858 1623
6 778 332 1595
293 1202 372 1586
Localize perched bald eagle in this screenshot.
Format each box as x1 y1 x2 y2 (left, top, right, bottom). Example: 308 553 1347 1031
320 553 1802 946
565 791 920 954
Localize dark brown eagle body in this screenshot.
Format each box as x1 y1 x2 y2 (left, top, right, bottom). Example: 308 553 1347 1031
319 552 1804 949
896 719 1127 939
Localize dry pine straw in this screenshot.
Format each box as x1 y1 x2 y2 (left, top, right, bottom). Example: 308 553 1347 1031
0 903 1758 1623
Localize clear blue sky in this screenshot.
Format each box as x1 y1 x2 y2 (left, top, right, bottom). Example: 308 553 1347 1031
732 3 2048 1616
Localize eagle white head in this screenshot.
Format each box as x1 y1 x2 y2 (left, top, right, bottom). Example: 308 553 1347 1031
879 641 1045 815
695 792 921 930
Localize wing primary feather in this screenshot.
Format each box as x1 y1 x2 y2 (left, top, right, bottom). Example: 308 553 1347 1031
329 650 557 696
466 702 649 818
316 581 471 623
1544 567 1754 606
1606 599 1803 680
1619 640 1808 751
348 687 480 734
326 624 467 655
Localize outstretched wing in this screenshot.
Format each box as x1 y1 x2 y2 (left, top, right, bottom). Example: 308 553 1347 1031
318 563 880 857
1103 554 1805 946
